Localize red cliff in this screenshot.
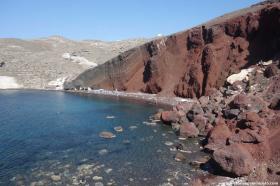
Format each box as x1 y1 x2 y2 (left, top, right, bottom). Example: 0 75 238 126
65 0 280 98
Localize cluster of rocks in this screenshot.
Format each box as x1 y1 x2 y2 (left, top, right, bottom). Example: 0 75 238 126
99 126 124 139
155 59 280 182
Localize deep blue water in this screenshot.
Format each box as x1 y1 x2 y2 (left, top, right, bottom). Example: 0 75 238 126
0 90 204 186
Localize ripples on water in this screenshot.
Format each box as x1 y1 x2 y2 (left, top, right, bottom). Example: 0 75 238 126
0 90 205 185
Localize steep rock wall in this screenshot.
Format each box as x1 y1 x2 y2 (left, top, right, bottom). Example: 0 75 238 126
64 1 280 98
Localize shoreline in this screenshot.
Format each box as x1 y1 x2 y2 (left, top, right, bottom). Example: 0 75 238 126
0 88 194 108
65 89 195 108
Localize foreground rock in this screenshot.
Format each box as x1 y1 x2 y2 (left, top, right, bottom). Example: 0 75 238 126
179 122 199 138
213 144 255 176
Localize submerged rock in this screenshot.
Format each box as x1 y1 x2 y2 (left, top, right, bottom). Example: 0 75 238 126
129 125 138 130
171 123 180 132
92 176 103 181
94 182 104 186
51 175 61 182
189 156 210 168
164 141 174 146
99 131 116 139
175 152 186 162
122 139 130 144
152 111 162 120
106 115 115 119
105 168 113 174
143 121 157 126
113 126 123 132
160 182 174 186
98 149 109 155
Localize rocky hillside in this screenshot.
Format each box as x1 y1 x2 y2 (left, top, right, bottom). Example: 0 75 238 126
157 59 280 184
65 0 280 98
0 36 147 89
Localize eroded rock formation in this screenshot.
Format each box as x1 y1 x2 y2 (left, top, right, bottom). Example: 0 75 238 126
65 1 280 99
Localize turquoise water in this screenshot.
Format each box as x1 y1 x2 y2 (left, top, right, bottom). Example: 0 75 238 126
0 90 204 186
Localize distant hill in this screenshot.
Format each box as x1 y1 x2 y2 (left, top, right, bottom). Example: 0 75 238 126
0 36 147 89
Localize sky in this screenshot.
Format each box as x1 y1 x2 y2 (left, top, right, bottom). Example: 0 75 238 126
0 0 262 41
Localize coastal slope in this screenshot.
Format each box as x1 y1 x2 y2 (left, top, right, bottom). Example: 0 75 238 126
65 0 280 98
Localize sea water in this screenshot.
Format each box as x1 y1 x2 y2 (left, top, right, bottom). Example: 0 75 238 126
0 90 205 185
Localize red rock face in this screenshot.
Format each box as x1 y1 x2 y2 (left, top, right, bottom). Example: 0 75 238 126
65 1 280 99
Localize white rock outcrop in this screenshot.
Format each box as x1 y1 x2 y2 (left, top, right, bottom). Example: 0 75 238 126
0 76 22 89
62 53 98 67
47 77 66 90
226 68 254 85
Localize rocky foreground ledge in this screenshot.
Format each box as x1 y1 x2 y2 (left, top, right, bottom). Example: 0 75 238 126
152 60 280 184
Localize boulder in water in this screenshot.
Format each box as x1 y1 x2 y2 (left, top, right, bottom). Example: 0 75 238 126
114 126 123 132
99 131 116 139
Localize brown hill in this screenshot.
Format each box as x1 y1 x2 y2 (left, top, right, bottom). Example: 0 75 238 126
65 0 280 98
